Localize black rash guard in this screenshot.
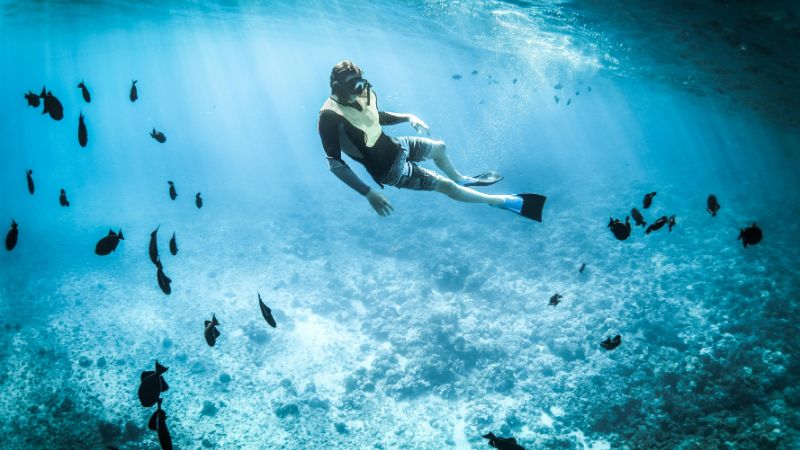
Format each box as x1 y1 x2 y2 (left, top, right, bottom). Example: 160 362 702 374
318 102 407 195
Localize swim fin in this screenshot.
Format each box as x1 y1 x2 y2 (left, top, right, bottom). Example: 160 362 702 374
493 193 547 222
461 171 504 187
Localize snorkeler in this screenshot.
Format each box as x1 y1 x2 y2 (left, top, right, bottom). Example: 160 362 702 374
318 61 546 221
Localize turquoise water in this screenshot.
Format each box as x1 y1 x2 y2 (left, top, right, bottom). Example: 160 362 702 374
1 1 799 449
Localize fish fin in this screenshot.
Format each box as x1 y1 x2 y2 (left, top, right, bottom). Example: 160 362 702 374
40 87 46 97
155 361 168 374
108 229 116 236
214 329 220 338
118 230 124 240
148 410 158 430
160 377 169 392
212 315 219 326
141 370 155 381
482 432 496 440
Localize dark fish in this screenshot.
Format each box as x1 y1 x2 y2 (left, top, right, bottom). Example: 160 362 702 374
149 226 160 265
608 216 631 241
204 314 220 347
39 87 64 120
482 432 525 450
169 232 177 255
645 216 668 235
631 208 646 227
77 80 91 103
195 193 203 209
601 335 622 350
26 169 34 194
155 258 172 295
59 189 70 207
150 128 167 143
5 219 18 251
707 195 720 217
643 192 656 209
566 98 571 106
579 263 586 273
553 83 562 90
130 80 138 102
587 86 592 92
471 69 478 75
138 361 168 407
258 293 277 328
512 78 518 84
554 95 559 104
167 181 177 200
78 112 88 147
452 74 462 80
576 90 580 96
148 398 173 450
668 215 676 232
548 293 562 307
95 229 124 255
738 223 763 248
24 91 40 107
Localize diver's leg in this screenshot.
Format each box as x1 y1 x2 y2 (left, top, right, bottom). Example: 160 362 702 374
434 178 505 205
425 140 468 183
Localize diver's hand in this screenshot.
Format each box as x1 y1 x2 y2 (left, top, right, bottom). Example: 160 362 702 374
408 115 430 136
366 189 393 216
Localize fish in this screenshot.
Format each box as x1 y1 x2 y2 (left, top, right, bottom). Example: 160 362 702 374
471 69 478 75
147 398 173 450
482 432 525 450
452 74 462 80
553 83 562 90
579 263 586 273
631 208 646 227
95 229 124 255
26 170 34 194
130 80 138 102
258 293 277 328
707 195 721 217
138 361 169 407
668 215 676 232
645 216 668 235
204 314 221 347
195 193 203 209
548 293 562 307
5 219 18 251
512 78 518 84
78 112 88 147
608 216 631 241
587 86 592 92
554 95 559 104
601 335 622 350
566 98 571 106
39 87 64 120
24 91 40 107
738 223 763 248
155 258 172 295
643 192 656 209
77 80 91 103
59 189 70 207
167 181 177 200
169 232 177 255
149 226 160 265
150 128 167 143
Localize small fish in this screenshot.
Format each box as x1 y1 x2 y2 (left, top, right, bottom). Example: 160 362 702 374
608 216 631 241
77 80 91 103
167 181 177 200
452 74 462 80
576 90 580 96
631 208 646 227
138 361 169 407
169 232 177 255
148 398 173 450
258 293 277 328
149 226 160 265
482 432 525 450
155 258 172 295
548 293 562 307
95 229 124 255
553 83 562 90
26 169 34 194
645 216 668 235
554 95 559 104
150 128 167 143
204 314 221 347
738 223 763 248
643 192 656 209
587 86 592 92
195 193 203 209
59 189 70 207
130 80 138 102
668 215 676 232
579 263 586 273
601 335 621 350
5 219 18 251
39 87 64 120
471 69 478 75
566 98 571 106
24 91 40 107
707 195 721 217
512 78 518 84
78 112 88 147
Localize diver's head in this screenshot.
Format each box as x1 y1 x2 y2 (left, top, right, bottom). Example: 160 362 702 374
330 60 370 102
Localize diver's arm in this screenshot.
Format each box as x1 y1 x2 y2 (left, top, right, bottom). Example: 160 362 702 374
379 111 429 135
328 158 371 196
319 112 372 196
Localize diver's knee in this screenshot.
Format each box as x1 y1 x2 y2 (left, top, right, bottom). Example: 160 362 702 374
435 178 457 194
429 140 446 159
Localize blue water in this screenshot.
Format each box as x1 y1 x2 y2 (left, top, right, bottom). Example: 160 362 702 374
1 1 799 449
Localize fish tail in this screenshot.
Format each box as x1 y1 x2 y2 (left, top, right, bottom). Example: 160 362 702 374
118 230 124 240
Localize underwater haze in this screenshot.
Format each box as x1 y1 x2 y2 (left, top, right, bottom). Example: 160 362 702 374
1 0 800 449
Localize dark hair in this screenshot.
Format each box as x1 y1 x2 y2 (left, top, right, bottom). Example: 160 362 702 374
330 60 362 98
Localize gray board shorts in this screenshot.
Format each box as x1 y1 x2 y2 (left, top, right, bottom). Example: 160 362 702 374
381 136 445 191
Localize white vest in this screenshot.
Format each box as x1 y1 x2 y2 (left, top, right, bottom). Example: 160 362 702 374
320 90 381 148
